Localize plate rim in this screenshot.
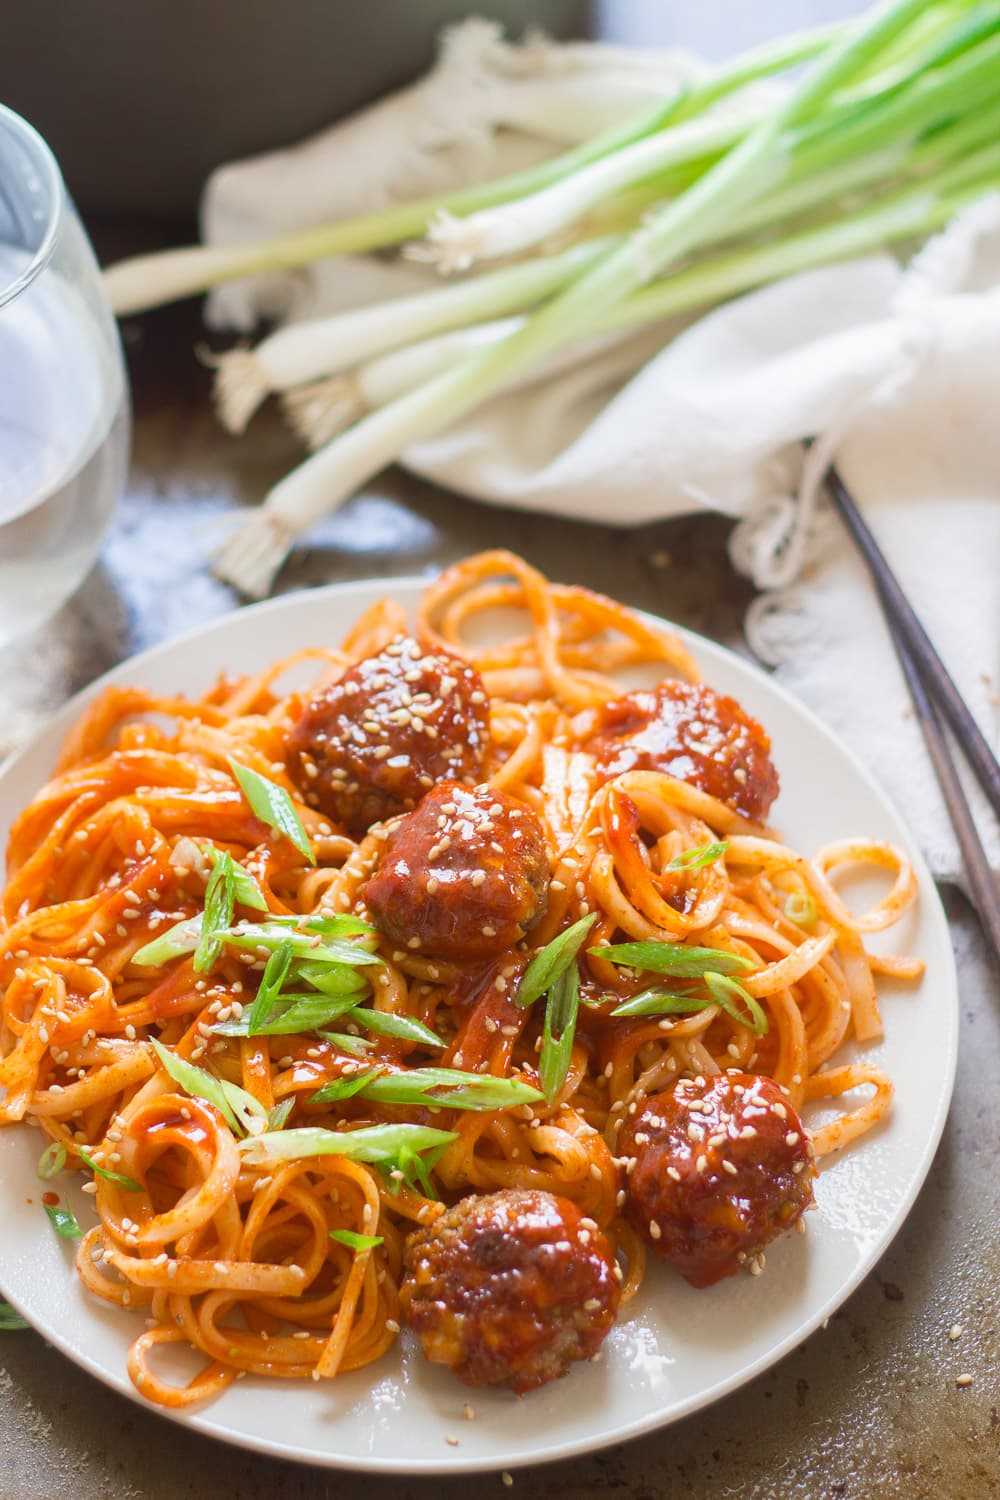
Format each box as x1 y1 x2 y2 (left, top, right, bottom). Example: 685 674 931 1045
0 573 959 1474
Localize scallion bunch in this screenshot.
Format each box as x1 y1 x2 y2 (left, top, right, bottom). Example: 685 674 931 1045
103 0 1000 596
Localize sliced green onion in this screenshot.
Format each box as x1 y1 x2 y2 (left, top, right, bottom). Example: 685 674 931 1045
539 961 581 1104
218 989 363 1038
329 1229 383 1252
704 971 770 1036
44 1200 82 1239
132 913 202 967
229 760 315 864
239 1122 458 1198
0 1300 29 1330
198 841 269 912
785 891 819 926
293 960 373 995
610 988 716 1018
266 1097 295 1131
316 1030 377 1058
315 1065 543 1113
224 923 380 966
75 1146 142 1193
193 851 237 975
664 840 730 872
246 939 296 1034
517 913 597 1009
346 1008 444 1048
261 913 375 938
310 1069 383 1103
36 1142 67 1180
594 940 755 978
151 1037 245 1135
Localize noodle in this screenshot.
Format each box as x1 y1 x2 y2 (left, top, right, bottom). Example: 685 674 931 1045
0 550 922 1406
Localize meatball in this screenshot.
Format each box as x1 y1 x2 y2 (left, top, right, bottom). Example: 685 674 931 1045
580 679 779 823
364 781 549 960
285 636 489 838
620 1072 815 1288
400 1189 621 1392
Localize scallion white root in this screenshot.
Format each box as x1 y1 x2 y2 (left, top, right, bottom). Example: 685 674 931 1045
282 316 524 448
213 236 616 433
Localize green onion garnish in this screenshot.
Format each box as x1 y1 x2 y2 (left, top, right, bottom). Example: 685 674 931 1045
150 1038 268 1137
132 913 203 967
345 1008 444 1048
539 961 581 1103
193 851 237 975
245 939 296 1034
216 989 363 1039
785 891 818 927
593 940 755 978
310 1069 382 1103
239 1121 458 1197
223 923 380 967
36 1142 67 1180
704 971 769 1035
266 1097 295 1131
0 1300 29 1330
316 1031 376 1058
44 1200 82 1239
664 840 730 872
198 841 269 912
313 1065 542 1113
75 1146 142 1193
229 759 315 865
330 1229 383 1252
517 913 597 1009
610 989 717 1018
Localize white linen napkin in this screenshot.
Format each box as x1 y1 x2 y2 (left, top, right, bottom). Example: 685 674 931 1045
201 21 1000 884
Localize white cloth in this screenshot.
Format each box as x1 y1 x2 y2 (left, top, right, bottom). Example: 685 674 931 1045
202 21 1000 883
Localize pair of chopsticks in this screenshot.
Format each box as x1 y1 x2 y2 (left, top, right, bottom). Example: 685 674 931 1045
826 465 1000 965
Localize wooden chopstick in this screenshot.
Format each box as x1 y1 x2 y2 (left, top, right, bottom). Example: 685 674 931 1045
825 465 1000 966
826 465 1000 820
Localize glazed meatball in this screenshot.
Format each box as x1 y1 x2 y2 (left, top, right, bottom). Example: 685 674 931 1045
620 1073 815 1288
400 1189 621 1392
285 636 489 838
363 781 549 960
580 679 779 823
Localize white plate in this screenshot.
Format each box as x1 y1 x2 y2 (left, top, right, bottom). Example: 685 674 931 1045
0 577 957 1474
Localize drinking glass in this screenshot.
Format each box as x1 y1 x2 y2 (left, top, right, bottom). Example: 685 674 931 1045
0 103 129 646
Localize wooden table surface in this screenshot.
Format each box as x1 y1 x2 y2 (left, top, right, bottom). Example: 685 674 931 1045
0 239 996 1500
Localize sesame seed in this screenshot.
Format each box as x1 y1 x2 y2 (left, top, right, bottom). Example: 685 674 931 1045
385 1318 400 1334
472 871 487 888
949 1324 964 1341
501 1472 513 1488
648 1220 662 1240
956 1373 973 1387
666 1165 681 1182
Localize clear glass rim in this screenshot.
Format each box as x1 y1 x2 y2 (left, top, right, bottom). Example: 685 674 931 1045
0 102 64 311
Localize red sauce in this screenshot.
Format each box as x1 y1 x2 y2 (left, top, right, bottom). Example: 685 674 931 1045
580 679 780 822
620 1072 815 1287
41 1191 60 1206
401 1189 620 1391
285 637 490 837
364 782 549 960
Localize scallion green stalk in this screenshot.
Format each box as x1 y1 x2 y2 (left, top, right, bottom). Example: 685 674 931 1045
214 235 617 434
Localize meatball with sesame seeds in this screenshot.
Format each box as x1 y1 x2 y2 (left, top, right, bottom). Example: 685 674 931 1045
285 636 489 837
363 782 549 959
579 679 779 823
400 1189 621 1392
620 1073 815 1287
